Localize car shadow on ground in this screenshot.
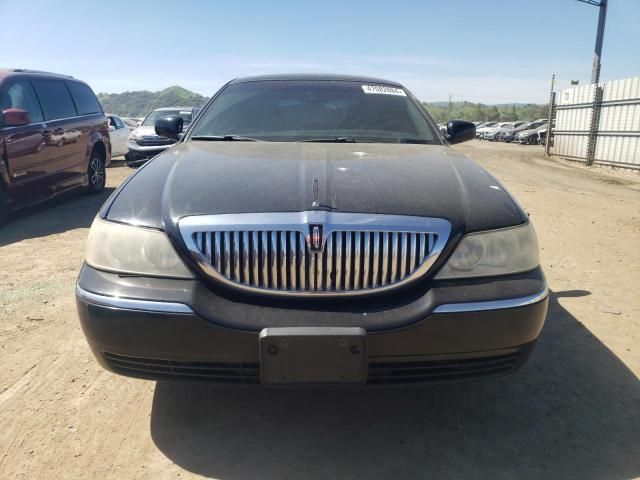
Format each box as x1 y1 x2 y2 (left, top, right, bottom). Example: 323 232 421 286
0 187 115 247
150 292 640 480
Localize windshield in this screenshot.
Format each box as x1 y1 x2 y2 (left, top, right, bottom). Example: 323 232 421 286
190 80 440 143
142 109 193 127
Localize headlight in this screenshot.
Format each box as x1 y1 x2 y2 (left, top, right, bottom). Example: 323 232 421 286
128 130 141 141
435 222 539 279
85 218 194 278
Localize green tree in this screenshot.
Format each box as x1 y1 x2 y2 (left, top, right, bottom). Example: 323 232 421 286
487 106 500 121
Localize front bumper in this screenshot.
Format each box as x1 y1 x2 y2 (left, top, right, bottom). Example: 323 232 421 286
76 264 548 385
127 140 172 160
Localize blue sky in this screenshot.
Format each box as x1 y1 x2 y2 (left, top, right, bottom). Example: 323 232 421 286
1 0 638 103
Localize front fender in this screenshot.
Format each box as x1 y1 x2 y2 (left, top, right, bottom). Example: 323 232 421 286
88 130 111 166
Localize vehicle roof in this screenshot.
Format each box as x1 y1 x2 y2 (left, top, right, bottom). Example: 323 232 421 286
230 73 403 87
0 68 75 81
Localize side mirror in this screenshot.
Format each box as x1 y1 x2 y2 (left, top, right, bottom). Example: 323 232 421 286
155 116 183 140
2 108 31 127
446 120 476 144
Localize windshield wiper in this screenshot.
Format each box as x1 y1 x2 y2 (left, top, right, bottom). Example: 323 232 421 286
297 137 369 143
191 135 261 142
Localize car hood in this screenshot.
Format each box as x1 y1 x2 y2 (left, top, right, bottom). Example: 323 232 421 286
132 125 156 136
103 142 527 235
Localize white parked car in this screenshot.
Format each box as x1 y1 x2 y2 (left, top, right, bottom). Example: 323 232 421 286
475 121 499 137
480 122 512 140
107 114 130 158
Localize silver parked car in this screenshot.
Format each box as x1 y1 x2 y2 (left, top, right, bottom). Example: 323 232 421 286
127 107 201 163
514 122 548 145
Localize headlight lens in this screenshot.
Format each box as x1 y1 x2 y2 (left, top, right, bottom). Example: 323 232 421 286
435 222 539 279
128 130 141 141
85 218 194 278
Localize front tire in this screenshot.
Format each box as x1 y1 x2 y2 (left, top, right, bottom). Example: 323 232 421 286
0 187 7 227
87 154 106 194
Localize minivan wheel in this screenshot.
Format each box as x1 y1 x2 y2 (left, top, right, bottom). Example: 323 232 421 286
87 155 106 193
0 187 7 227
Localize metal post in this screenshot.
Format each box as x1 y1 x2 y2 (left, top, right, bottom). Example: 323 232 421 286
586 85 603 166
578 0 608 84
545 74 556 156
591 0 607 84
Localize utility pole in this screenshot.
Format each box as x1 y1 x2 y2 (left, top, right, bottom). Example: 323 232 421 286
577 0 608 84
447 93 452 120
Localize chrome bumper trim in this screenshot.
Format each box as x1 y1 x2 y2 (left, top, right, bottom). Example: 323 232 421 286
75 285 193 314
433 286 549 313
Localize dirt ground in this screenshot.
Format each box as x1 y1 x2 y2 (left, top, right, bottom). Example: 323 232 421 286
1 143 639 480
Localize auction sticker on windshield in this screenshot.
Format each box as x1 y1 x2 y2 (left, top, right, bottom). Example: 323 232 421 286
361 85 406 96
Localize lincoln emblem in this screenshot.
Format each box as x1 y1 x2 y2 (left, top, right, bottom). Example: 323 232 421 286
310 225 322 252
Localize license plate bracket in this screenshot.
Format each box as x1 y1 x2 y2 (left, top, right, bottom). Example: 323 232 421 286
259 327 367 385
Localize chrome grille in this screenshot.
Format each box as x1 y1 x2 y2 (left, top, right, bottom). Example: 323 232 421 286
191 230 437 292
180 212 451 296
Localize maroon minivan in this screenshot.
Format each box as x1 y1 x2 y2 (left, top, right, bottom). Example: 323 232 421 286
0 69 111 225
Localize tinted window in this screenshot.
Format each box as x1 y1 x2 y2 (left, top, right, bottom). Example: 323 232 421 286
191 81 439 143
0 79 44 123
67 81 101 115
32 79 77 120
114 116 124 129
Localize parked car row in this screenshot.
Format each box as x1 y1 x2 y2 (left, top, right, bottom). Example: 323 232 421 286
473 119 548 145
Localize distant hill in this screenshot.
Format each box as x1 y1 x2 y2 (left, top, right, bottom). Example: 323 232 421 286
423 101 548 123
97 86 209 117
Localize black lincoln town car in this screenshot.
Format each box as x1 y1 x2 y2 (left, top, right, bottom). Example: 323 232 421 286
76 74 548 386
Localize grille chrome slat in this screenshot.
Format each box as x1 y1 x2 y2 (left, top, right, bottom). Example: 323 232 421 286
400 233 408 279
363 232 371 289
326 233 334 291
381 233 389 286
242 232 249 284
289 232 297 290
280 232 287 290
182 212 449 296
270 232 277 289
372 233 380 288
299 232 307 290
251 232 259 286
233 232 240 282
260 232 268 288
223 232 231 276
354 232 362 290
335 233 343 290
345 232 353 290
390 233 399 283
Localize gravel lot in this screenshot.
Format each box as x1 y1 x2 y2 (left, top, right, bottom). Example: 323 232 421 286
1 142 639 480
